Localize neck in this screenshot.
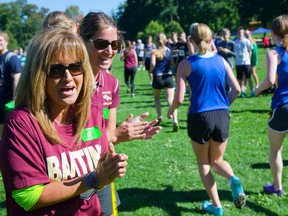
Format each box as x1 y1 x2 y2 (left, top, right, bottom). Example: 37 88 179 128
49 106 73 125
0 48 8 56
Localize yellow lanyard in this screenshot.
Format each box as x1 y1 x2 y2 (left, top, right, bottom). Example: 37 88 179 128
111 182 118 216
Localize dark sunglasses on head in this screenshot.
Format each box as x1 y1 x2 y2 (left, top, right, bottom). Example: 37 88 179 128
49 62 83 78
89 38 121 50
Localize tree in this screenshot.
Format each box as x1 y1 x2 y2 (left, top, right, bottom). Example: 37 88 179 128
141 20 165 41
164 21 183 37
65 5 82 19
0 0 48 49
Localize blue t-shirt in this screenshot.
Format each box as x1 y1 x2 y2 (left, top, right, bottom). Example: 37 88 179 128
187 53 229 114
271 46 288 109
0 51 22 102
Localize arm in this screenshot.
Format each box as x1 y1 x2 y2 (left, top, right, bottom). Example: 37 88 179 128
31 143 128 211
120 50 125 61
224 59 241 104
167 59 191 118
112 112 161 145
255 50 278 96
106 107 118 143
134 49 138 66
12 72 21 100
150 52 156 73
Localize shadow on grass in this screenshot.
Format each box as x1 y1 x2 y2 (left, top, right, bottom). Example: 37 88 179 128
0 200 6 210
251 160 288 169
118 186 279 216
230 109 270 114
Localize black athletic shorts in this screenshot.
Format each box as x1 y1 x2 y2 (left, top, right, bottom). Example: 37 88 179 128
187 110 230 144
145 58 151 71
268 103 288 132
152 74 174 90
236 65 251 79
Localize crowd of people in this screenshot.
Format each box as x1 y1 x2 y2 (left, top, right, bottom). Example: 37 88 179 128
0 9 287 216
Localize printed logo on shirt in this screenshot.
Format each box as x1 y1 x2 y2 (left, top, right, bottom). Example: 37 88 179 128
102 91 112 106
47 144 102 181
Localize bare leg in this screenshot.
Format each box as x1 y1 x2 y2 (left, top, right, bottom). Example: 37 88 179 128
191 139 221 208
165 87 177 122
209 139 234 180
268 127 286 190
153 89 162 118
251 66 259 87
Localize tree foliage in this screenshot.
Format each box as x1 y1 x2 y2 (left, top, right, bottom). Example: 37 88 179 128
116 0 287 40
0 1 84 50
0 0 287 49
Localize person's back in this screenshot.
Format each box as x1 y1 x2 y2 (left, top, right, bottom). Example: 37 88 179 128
271 46 288 109
123 49 137 68
187 53 229 114
152 47 172 76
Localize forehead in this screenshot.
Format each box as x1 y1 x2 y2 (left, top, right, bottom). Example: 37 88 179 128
92 26 117 40
51 50 80 64
0 35 6 41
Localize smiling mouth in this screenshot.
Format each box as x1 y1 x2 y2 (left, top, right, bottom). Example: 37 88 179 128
61 87 74 93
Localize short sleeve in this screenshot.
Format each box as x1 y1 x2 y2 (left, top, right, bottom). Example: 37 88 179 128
0 110 50 191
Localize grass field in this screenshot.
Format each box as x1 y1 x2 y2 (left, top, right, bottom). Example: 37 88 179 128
1 47 288 216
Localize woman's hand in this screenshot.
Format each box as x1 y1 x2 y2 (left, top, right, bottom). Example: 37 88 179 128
95 143 128 189
114 112 162 143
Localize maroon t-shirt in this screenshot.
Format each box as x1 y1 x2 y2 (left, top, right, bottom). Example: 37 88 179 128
91 70 120 113
0 106 108 216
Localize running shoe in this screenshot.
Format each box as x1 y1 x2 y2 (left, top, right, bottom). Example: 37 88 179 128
172 123 179 132
157 116 163 125
264 183 284 196
230 176 246 208
202 200 223 216
239 92 245 98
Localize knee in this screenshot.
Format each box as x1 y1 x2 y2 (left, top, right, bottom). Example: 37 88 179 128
210 159 220 170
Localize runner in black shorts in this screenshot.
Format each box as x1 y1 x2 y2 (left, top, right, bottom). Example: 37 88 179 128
187 110 229 144
268 103 288 132
152 74 174 90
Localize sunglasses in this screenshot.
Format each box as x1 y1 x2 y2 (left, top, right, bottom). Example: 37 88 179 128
49 62 83 78
89 38 121 50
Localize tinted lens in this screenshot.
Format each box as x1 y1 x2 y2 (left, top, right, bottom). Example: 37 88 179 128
49 62 83 78
92 39 120 50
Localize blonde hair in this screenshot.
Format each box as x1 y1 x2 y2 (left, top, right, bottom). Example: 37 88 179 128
190 23 212 55
153 33 167 60
42 11 75 31
271 15 288 51
0 31 9 42
15 28 94 145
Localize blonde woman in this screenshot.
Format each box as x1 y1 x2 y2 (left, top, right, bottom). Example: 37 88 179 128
42 11 79 34
168 23 244 215
0 28 128 215
150 33 178 132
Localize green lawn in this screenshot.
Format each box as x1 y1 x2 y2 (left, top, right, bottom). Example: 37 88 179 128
1 47 288 215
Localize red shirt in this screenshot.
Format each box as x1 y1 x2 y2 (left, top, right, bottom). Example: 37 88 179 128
0 106 108 216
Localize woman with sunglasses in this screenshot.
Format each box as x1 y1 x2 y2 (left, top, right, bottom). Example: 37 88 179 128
0 28 128 215
80 12 161 215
